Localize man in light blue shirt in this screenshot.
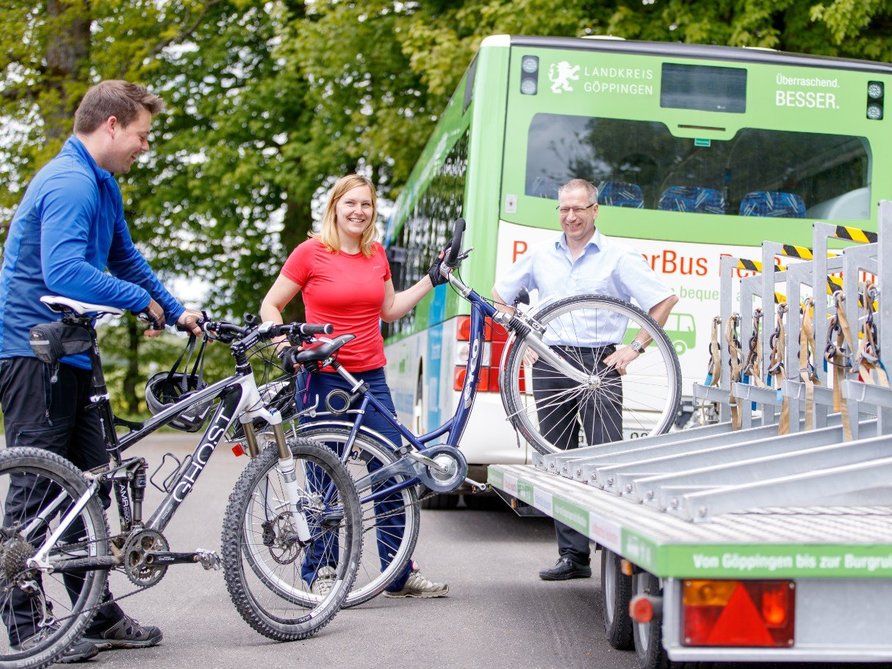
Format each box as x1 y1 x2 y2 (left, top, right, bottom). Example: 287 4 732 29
494 178 677 581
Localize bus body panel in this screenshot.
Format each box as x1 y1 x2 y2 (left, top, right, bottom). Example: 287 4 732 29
384 35 892 469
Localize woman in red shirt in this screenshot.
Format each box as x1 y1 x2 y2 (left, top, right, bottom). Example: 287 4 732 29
260 174 448 599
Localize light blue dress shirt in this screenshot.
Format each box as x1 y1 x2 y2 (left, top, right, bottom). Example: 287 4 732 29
494 229 673 346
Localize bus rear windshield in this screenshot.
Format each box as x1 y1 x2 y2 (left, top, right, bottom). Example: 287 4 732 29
525 114 870 221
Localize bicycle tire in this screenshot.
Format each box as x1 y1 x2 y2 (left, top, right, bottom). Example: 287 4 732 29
0 447 110 669
500 294 681 455
295 423 420 607
221 437 361 641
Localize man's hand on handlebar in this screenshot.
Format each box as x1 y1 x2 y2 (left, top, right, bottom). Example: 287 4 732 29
142 299 166 337
176 309 205 336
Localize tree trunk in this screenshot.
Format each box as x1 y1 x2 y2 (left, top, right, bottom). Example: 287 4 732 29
123 314 141 415
279 195 312 323
44 0 91 142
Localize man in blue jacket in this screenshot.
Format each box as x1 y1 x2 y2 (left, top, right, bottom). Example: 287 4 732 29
0 80 202 661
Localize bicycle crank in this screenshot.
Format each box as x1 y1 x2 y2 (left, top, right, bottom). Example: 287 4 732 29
413 445 468 493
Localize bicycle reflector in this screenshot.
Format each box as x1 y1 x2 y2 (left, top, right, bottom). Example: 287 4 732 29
682 579 795 648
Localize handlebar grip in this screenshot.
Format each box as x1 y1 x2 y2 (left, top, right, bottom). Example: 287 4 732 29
443 218 465 269
299 323 334 336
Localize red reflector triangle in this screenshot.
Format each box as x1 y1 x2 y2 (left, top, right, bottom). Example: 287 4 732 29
706 584 774 646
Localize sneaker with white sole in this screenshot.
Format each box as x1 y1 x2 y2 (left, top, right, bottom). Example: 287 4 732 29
310 566 337 597
383 566 448 598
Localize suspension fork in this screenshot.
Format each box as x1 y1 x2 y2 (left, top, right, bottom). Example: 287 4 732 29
244 420 311 543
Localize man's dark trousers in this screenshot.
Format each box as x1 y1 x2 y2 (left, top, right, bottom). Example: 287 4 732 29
0 357 123 645
533 346 623 566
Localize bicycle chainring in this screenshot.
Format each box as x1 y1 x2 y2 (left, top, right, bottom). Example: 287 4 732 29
415 445 468 493
122 529 169 587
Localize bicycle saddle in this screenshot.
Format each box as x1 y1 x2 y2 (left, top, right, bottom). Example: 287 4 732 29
294 334 355 364
40 295 124 317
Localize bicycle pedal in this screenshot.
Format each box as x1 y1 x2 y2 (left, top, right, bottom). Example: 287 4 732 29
195 549 221 570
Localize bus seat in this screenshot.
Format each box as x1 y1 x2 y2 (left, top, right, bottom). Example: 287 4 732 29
598 181 644 208
739 191 806 218
657 186 726 214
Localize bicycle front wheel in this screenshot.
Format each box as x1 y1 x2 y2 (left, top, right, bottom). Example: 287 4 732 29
221 438 361 641
500 294 681 455
0 447 110 669
295 423 420 607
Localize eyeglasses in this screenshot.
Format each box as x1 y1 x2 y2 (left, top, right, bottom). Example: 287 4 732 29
556 203 596 216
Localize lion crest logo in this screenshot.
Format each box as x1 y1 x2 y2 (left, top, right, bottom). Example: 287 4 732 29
548 61 580 94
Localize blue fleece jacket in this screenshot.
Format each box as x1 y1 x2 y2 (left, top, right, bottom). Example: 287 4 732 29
0 136 184 369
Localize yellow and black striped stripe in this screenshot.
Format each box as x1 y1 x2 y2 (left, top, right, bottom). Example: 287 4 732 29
835 225 878 244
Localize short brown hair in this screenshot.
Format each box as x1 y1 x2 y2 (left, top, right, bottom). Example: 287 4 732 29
74 80 164 134
316 174 378 256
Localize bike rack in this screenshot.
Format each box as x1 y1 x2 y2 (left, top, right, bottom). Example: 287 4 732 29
534 200 892 522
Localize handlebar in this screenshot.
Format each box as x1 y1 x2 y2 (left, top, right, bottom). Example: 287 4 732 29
443 218 465 269
202 318 333 346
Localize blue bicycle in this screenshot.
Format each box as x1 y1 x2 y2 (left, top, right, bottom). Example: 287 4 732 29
265 218 681 606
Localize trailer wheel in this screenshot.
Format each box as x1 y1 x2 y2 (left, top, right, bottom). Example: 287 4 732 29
600 549 633 650
632 570 669 669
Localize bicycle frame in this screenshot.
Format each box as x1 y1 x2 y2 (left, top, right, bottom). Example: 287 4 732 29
306 270 585 506
29 320 303 573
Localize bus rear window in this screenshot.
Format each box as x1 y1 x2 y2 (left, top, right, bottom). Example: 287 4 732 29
661 63 747 113
524 113 870 221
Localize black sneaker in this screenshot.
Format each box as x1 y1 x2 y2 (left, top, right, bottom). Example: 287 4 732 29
83 614 162 650
13 625 99 663
538 556 592 581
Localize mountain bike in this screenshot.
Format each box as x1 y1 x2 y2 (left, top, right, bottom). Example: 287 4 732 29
0 297 361 669
267 218 681 605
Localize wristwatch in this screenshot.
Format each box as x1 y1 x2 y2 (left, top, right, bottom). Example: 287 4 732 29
629 340 645 354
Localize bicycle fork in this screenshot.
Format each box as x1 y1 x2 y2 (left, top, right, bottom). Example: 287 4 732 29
245 420 312 544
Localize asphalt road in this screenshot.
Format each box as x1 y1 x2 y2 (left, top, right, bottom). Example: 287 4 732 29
42 434 638 669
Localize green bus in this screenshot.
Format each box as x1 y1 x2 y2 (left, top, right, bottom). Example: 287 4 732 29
383 34 892 478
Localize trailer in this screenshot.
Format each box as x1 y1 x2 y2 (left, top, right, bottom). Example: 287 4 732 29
489 204 892 667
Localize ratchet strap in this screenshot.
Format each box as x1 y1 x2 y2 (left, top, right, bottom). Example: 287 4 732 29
798 298 820 431
856 283 889 388
768 302 788 435
726 313 742 430
825 291 855 441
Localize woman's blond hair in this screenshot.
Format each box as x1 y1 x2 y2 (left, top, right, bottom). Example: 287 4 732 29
315 174 378 256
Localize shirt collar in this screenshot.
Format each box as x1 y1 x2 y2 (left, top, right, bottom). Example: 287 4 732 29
555 228 605 254
64 136 115 187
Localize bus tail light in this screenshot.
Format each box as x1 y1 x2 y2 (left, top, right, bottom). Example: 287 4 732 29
454 316 510 393
682 580 795 648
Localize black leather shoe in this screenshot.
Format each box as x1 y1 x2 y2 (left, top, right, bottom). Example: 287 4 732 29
539 556 592 581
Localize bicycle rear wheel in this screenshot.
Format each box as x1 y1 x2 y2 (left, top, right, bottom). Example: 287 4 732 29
500 294 681 455
221 438 361 641
295 423 420 607
0 447 109 669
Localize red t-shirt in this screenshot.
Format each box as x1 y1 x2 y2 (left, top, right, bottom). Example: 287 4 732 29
282 239 391 372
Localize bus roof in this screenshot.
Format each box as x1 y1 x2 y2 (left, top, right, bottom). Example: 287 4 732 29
504 35 892 75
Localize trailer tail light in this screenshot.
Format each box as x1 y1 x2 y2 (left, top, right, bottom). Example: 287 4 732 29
454 316 511 392
682 580 795 648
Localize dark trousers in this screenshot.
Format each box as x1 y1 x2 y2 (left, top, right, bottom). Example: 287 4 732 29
532 346 623 565
296 367 412 591
0 357 123 644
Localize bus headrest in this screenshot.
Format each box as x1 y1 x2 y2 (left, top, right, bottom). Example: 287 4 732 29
739 191 806 218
